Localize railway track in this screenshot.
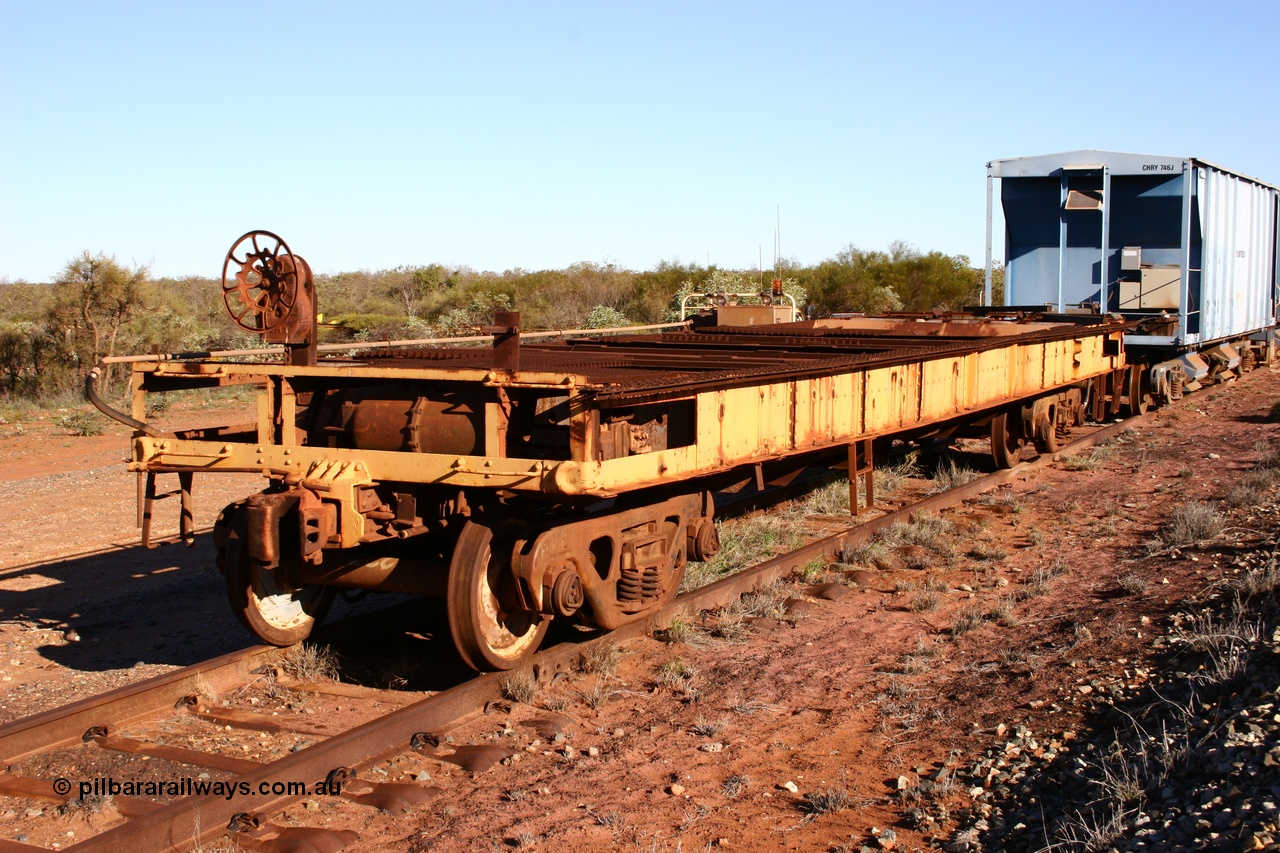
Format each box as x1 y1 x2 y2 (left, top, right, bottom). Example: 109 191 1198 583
0 414 1144 852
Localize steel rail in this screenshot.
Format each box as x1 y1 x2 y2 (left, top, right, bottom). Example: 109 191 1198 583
650 414 1149 620
3 414 1142 851
0 646 279 765
44 415 1144 851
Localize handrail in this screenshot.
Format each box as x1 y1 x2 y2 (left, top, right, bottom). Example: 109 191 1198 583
95 320 691 367
85 365 167 437
86 319 691 434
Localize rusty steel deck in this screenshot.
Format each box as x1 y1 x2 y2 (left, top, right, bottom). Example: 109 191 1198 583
126 315 1128 508
345 317 1120 404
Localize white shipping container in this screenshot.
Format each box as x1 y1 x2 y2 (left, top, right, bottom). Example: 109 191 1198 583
985 150 1280 349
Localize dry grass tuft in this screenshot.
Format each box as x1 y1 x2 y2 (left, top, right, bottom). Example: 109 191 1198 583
726 691 778 716
1154 501 1223 550
688 715 727 737
797 557 828 582
59 794 112 816
909 591 940 612
541 693 570 712
1072 623 1093 646
842 537 888 567
1235 558 1280 599
59 412 105 436
1226 468 1279 508
729 580 790 620
928 458 981 494
500 671 540 705
899 513 957 552
800 784 851 817
1177 609 1260 684
659 614 708 647
1059 445 1113 471
845 513 959 568
722 774 751 798
900 635 943 674
790 480 853 517
576 681 611 711
578 641 621 676
1117 571 1149 596
279 643 340 682
988 598 1018 627
967 542 1009 561
949 606 986 638
874 451 921 495
683 515 801 592
656 658 698 690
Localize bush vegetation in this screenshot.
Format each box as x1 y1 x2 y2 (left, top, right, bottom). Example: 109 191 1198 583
1 241 995 405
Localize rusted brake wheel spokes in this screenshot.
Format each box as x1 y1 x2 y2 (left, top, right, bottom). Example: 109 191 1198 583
221 230 300 333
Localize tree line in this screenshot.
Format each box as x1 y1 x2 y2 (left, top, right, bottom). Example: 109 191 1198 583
0 242 1002 401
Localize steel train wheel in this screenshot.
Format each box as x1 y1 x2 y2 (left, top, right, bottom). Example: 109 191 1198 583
1035 403 1062 454
990 411 1026 469
447 520 549 671
1124 365 1151 417
218 511 335 646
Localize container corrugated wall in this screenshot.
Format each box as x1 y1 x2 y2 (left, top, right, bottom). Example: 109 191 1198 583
1197 164 1277 343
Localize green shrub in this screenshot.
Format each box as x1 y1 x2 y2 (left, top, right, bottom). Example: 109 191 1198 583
58 412 104 436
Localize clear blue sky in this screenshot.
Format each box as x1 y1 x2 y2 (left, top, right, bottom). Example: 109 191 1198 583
2 1 1277 283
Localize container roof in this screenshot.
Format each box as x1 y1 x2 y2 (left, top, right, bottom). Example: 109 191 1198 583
987 149 1277 189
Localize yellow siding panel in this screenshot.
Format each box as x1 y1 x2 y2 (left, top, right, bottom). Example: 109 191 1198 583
834 372 856 440
863 367 906 432
920 357 958 420
697 392 726 468
617 334 1125 494
758 384 784 455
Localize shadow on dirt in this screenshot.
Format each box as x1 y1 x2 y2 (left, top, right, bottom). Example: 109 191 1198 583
1 532 597 695
0 534 461 690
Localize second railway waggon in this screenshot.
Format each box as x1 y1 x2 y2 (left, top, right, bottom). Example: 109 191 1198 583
985 150 1280 408
93 232 1138 671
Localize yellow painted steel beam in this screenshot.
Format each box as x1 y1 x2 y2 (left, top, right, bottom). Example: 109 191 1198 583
129 330 1123 500
140 361 588 390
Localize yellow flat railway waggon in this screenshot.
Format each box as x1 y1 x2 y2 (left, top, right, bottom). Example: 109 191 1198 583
92 232 1135 671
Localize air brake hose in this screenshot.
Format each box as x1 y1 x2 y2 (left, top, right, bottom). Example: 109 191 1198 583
85 364 166 438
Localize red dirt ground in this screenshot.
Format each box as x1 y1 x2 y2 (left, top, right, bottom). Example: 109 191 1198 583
1 368 1278 851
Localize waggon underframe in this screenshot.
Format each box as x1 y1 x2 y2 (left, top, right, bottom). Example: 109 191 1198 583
112 310 1131 667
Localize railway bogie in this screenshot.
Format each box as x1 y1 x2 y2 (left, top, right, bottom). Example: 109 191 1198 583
93 232 1144 670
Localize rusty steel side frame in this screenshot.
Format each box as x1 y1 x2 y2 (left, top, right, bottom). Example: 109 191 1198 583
510 491 714 628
